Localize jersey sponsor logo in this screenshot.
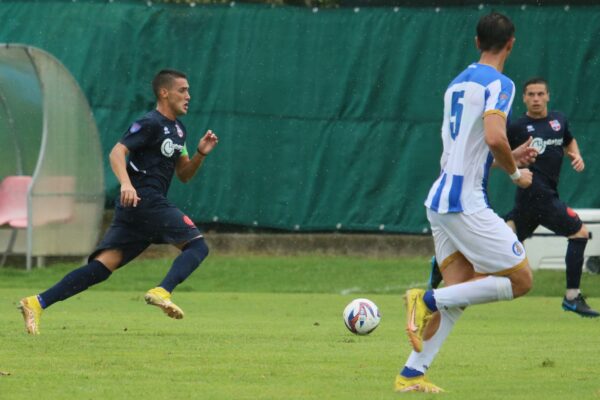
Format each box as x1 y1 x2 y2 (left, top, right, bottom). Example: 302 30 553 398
512 241 524 256
160 138 184 157
129 122 142 133
163 126 170 135
526 124 535 133
175 124 184 138
530 137 563 154
549 119 561 131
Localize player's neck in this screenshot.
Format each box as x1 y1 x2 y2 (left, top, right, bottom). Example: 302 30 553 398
478 52 507 72
155 104 177 121
526 110 548 119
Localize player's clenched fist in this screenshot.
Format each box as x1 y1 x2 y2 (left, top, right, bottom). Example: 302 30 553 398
196 130 219 156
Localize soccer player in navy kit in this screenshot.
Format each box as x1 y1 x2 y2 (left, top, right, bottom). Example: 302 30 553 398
18 69 219 334
505 77 598 317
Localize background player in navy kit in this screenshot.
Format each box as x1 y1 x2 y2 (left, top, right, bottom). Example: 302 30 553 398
18 69 219 334
505 77 598 317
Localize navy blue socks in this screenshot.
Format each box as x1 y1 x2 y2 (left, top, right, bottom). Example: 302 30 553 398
37 238 209 309
38 260 112 309
566 238 587 289
159 238 209 292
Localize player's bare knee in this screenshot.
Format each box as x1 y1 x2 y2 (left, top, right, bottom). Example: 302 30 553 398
94 250 123 272
571 224 589 240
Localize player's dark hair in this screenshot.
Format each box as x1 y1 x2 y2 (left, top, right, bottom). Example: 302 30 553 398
523 77 549 94
476 12 515 53
152 69 187 99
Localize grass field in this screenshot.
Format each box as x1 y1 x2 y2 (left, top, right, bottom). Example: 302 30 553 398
1 255 600 399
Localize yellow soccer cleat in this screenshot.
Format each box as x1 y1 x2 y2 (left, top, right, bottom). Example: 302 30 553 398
18 296 42 335
394 374 444 393
405 288 433 353
144 287 184 319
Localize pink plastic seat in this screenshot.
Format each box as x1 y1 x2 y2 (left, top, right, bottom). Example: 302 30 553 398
9 218 28 229
0 175 75 266
0 176 31 226
0 176 32 266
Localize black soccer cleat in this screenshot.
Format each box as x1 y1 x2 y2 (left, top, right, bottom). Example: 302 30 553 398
427 256 443 290
562 294 600 318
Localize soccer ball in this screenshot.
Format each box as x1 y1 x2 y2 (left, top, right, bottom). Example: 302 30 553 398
342 298 381 335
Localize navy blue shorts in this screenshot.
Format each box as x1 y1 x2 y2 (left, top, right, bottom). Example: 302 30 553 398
89 190 201 266
505 182 582 242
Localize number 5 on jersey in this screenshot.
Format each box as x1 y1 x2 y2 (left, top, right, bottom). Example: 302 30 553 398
450 90 465 140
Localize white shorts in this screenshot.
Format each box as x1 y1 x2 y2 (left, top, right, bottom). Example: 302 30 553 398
427 207 528 275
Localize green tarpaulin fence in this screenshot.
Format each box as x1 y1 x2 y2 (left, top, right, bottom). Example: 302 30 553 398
1 1 599 233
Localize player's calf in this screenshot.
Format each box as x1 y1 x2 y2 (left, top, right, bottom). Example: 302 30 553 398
507 264 533 298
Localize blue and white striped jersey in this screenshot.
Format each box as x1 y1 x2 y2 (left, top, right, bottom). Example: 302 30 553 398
425 63 515 214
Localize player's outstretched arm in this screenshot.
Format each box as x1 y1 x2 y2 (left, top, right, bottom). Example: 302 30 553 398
109 143 141 207
484 114 532 188
176 130 219 183
566 138 584 172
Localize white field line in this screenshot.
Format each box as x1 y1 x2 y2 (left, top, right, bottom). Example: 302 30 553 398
339 280 429 295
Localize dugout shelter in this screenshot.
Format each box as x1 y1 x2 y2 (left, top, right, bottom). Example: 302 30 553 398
0 44 104 270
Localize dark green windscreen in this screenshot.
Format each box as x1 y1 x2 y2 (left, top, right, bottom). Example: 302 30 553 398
1 2 599 233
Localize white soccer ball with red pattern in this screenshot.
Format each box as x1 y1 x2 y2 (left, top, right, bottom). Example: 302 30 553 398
343 298 381 335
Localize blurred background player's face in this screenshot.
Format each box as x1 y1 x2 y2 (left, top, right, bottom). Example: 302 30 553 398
523 83 549 117
164 77 191 116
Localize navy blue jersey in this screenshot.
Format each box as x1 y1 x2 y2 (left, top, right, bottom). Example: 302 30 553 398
120 110 189 196
507 111 573 189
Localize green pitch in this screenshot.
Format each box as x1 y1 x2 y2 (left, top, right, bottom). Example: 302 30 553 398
1 255 599 399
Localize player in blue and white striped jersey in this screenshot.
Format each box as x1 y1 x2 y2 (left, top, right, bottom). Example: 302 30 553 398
395 12 536 393
425 63 516 214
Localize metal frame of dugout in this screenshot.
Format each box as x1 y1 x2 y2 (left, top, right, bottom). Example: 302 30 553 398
0 44 104 270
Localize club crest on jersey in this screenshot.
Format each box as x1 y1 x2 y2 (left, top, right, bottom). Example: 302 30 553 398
129 122 142 133
497 92 510 109
512 241 524 257
161 138 184 157
549 119 561 131
526 124 535 133
175 124 184 138
163 126 170 135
